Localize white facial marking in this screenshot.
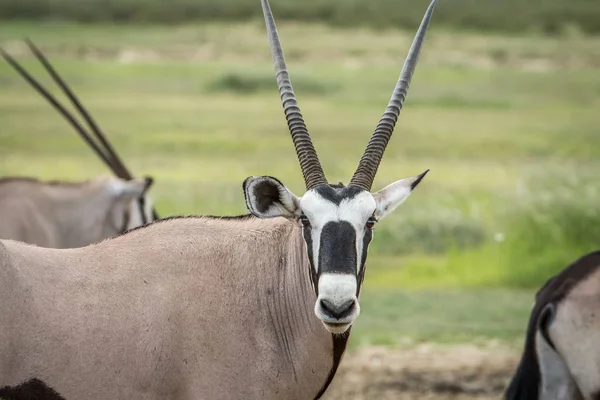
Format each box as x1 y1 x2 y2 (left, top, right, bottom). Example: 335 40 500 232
317 274 358 307
107 178 128 197
126 195 154 229
107 178 148 200
301 190 376 227
315 273 360 331
300 190 376 274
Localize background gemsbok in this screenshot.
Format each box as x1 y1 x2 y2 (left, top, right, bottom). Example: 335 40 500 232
505 249 600 400
0 40 158 248
0 0 437 398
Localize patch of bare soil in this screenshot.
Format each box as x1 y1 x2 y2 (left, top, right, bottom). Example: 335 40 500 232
323 343 521 400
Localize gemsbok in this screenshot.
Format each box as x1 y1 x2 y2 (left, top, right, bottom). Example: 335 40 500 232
0 0 438 398
505 250 600 400
0 40 158 248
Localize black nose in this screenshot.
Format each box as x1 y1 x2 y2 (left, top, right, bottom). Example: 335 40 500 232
320 299 355 319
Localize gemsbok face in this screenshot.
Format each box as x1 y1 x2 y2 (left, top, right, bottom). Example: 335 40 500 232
242 0 435 334
244 174 426 333
105 175 156 231
0 40 159 247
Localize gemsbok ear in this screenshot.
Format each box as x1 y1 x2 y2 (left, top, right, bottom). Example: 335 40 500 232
243 176 301 219
109 178 148 200
372 169 429 220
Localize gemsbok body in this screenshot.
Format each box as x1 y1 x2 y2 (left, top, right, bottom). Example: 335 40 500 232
0 0 438 398
0 175 154 249
0 41 158 248
505 250 600 400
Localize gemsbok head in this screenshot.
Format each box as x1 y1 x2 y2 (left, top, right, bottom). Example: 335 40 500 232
0 40 159 248
244 0 436 335
0 0 438 398
505 250 600 400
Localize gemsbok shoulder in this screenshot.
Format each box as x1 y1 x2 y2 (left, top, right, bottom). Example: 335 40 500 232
505 250 600 400
0 0 438 398
0 40 158 248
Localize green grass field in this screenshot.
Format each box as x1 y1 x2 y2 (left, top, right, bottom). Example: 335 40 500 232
1 22 599 346
2 0 600 35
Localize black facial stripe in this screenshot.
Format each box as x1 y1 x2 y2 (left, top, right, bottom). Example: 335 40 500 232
313 185 364 206
120 207 131 234
303 225 319 294
357 228 373 296
318 221 357 275
138 197 147 225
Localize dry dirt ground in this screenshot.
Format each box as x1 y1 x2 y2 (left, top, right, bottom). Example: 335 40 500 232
323 343 521 400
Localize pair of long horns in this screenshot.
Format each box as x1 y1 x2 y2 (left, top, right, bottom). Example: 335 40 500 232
0 40 133 181
261 0 437 191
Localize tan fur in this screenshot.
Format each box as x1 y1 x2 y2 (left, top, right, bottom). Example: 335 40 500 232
0 216 334 399
548 269 600 399
0 175 151 248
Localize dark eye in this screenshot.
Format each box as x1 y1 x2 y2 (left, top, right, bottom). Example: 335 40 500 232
299 215 311 227
366 217 377 230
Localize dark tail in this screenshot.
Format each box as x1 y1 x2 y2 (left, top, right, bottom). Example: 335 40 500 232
504 302 555 399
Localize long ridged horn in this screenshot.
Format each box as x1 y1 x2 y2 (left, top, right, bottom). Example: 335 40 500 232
261 0 327 190
25 38 133 180
0 45 115 173
348 0 438 191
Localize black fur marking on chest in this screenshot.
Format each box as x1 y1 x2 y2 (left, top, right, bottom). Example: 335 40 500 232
0 378 67 400
313 332 350 399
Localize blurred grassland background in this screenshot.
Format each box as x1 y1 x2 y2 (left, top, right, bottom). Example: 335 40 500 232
2 0 600 35
1 0 600 347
